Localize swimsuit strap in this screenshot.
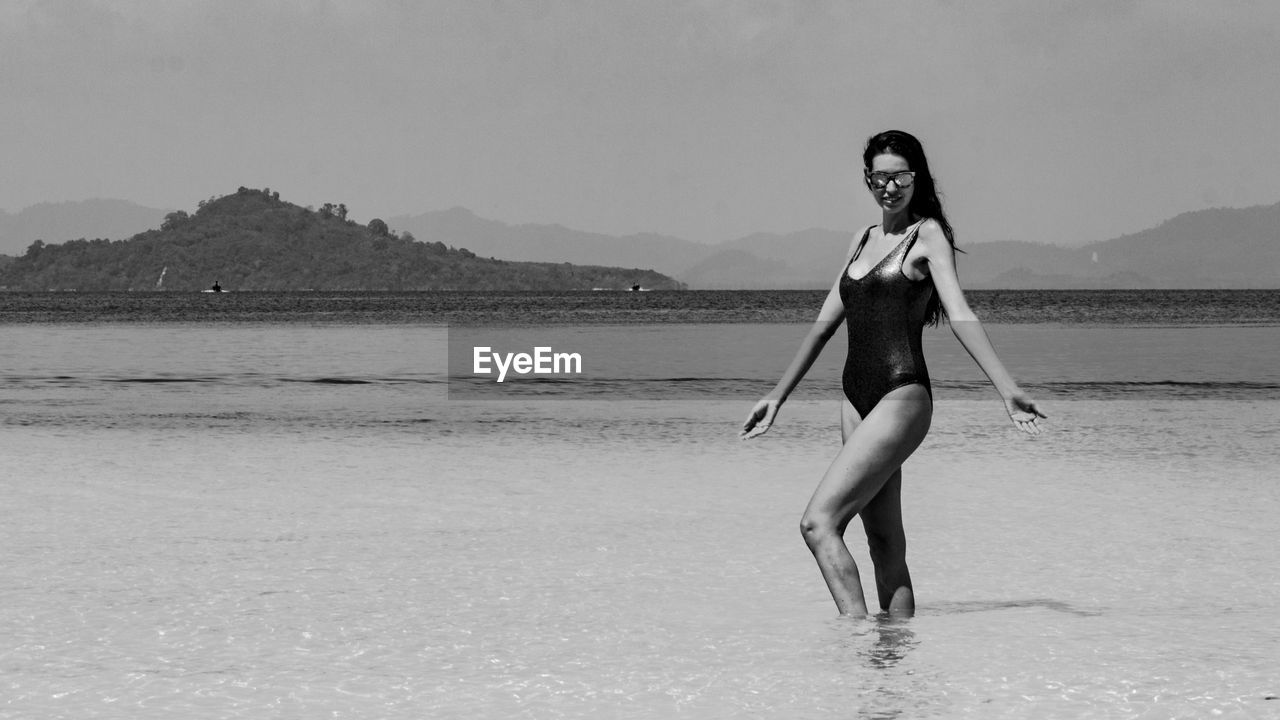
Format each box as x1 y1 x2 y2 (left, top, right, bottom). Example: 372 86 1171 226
897 219 927 267
847 225 876 268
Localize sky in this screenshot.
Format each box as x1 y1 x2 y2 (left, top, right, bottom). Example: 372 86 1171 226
3 0 1279 248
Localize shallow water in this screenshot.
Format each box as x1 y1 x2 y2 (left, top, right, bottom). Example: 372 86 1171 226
4 398 1278 718
2 315 1278 718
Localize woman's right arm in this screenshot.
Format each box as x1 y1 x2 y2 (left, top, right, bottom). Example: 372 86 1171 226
741 234 862 439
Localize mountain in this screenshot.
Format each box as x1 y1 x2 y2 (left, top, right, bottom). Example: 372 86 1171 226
0 199 170 257
0 188 682 291
388 210 850 288
6 197 1277 289
388 207 715 276
678 248 798 290
706 228 857 288
1072 203 1280 288
957 203 1280 289
706 203 1280 288
392 202 1280 288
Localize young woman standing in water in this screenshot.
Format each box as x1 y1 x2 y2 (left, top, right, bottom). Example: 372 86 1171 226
741 130 1046 617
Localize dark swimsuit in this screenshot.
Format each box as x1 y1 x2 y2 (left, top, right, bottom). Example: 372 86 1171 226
838 222 934 418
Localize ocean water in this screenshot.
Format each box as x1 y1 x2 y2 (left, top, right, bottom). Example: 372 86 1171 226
2 291 1279 718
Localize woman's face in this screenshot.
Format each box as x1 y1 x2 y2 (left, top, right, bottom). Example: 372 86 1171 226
866 152 914 214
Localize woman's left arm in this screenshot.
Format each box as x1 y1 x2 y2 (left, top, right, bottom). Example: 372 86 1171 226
916 221 1047 435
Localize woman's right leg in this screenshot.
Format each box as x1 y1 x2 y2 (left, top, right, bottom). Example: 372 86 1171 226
799 385 931 616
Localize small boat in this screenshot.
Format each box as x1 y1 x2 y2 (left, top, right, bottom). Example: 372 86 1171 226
202 281 223 293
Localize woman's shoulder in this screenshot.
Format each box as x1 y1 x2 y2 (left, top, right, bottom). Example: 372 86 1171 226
913 218 952 251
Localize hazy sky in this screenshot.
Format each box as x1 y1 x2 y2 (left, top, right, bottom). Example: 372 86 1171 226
4 0 1279 247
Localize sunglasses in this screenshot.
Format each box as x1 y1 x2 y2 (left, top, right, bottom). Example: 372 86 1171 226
864 171 917 190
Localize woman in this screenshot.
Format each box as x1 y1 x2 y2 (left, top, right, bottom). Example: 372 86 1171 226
741 130 1046 617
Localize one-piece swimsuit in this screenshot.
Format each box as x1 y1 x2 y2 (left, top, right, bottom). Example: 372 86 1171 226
838 222 934 418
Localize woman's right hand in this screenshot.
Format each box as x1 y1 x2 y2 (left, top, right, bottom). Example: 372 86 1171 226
741 397 782 440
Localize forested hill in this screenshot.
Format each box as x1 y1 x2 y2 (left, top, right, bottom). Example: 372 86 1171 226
0 188 682 292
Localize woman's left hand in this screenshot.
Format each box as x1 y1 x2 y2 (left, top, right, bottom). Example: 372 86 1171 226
1004 391 1047 435
741 397 782 440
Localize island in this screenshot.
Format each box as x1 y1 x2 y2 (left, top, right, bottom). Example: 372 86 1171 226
0 187 684 292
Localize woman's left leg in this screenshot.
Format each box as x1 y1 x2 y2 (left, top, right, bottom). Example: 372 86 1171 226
860 469 915 615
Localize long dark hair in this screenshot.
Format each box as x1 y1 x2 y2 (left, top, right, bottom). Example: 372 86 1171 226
862 130 958 326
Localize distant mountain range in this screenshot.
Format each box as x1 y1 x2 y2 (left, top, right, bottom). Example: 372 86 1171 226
0 200 171 257
4 198 1277 288
388 203 1280 289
